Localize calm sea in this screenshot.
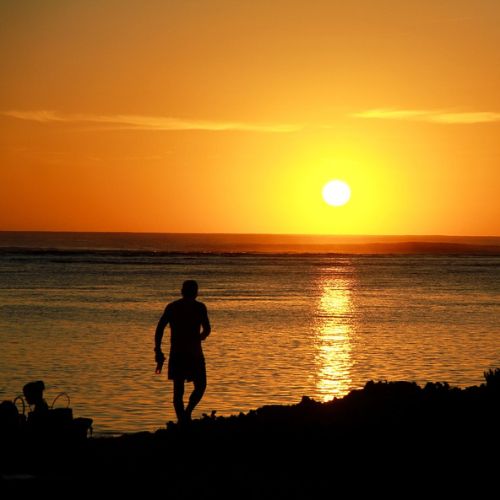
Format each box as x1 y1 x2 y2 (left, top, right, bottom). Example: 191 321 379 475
1 232 499 434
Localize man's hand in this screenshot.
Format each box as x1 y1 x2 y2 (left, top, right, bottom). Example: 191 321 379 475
155 349 165 374
155 350 165 364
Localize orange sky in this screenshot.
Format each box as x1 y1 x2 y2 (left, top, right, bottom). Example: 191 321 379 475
1 1 499 235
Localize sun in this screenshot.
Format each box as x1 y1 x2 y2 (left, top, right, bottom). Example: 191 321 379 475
322 180 351 206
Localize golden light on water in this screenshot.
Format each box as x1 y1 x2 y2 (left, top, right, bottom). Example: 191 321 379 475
315 274 354 401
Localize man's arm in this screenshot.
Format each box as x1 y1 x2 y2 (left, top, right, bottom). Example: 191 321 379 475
155 307 169 353
200 304 211 341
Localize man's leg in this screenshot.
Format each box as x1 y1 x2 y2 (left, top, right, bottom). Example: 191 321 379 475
185 372 207 420
173 378 185 422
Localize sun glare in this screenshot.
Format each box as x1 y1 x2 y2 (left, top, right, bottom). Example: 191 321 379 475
322 180 351 206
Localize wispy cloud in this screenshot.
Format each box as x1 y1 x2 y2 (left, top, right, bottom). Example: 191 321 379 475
1 110 302 133
352 108 500 124
429 112 500 124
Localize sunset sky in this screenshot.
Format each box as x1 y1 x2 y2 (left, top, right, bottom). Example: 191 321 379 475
1 0 499 235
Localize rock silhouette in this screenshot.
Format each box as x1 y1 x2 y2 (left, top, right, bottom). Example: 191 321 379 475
1 370 498 495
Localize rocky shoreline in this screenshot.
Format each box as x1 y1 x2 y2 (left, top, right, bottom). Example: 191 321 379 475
1 370 498 495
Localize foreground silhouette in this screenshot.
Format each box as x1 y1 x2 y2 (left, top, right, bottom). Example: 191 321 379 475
1 369 498 495
0 380 92 460
155 280 211 423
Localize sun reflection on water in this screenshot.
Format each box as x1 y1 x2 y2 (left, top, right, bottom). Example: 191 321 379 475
314 274 355 401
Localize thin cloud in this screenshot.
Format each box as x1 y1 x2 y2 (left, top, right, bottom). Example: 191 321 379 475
430 112 500 124
352 108 500 124
1 110 302 133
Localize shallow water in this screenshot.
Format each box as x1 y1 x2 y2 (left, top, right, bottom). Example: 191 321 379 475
1 235 499 434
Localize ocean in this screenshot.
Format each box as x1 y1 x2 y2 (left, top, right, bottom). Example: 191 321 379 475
1 232 499 434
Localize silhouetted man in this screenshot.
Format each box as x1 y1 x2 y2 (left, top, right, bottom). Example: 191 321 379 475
155 280 211 423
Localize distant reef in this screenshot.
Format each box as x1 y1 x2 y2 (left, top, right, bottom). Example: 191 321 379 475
1 369 498 494
2 231 500 255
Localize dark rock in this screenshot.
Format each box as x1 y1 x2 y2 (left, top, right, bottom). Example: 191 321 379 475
1 370 498 495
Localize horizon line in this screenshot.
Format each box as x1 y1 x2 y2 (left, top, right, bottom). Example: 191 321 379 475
1 230 499 239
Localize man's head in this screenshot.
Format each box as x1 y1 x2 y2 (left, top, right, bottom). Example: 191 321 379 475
181 280 198 299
